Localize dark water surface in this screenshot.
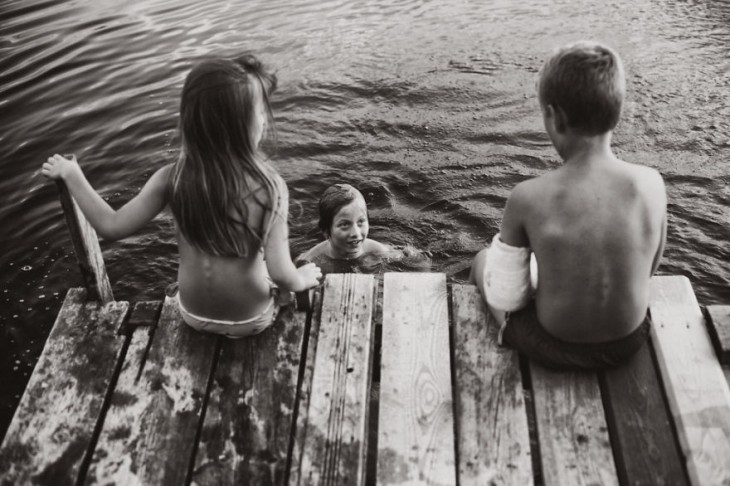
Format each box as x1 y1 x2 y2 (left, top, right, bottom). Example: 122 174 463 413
1 0 729 438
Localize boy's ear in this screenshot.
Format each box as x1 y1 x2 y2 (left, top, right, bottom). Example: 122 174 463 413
548 104 568 134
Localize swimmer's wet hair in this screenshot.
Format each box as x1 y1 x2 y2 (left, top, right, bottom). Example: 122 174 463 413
318 184 367 237
538 41 625 136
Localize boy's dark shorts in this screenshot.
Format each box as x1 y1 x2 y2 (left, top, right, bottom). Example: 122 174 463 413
502 301 651 370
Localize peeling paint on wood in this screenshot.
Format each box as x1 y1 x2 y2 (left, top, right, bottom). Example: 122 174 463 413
84 296 217 486
0 288 128 485
191 302 308 486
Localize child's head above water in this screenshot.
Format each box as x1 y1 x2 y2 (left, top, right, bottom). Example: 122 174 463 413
538 41 625 136
318 184 370 259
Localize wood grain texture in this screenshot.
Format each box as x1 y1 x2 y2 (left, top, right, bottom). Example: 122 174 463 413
377 273 456 486
290 273 375 486
0 289 128 486
649 276 730 486
191 303 308 486
85 296 218 486
451 284 533 486
290 287 324 483
601 341 688 486
530 365 618 486
57 180 114 304
706 306 730 365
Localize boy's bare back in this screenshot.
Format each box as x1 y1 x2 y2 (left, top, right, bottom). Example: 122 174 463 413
502 153 666 342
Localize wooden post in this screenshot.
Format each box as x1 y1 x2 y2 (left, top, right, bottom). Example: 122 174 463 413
56 179 114 303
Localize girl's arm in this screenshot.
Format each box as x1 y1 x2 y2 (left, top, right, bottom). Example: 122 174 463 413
41 154 170 240
263 186 322 292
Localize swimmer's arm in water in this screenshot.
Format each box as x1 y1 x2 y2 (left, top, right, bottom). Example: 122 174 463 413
265 187 322 292
363 238 393 255
41 154 170 240
296 240 329 263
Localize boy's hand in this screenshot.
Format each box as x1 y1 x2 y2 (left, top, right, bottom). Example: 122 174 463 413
41 154 81 180
297 262 323 289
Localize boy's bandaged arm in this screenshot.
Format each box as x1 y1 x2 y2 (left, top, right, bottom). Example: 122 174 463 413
483 233 533 311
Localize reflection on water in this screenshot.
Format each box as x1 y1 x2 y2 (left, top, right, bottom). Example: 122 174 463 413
1 0 729 437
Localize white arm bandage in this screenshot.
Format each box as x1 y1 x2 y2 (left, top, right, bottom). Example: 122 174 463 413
483 233 533 312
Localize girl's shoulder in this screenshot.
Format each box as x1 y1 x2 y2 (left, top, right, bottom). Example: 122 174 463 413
145 163 175 193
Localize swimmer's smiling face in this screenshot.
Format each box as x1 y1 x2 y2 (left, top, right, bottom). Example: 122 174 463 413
328 198 369 260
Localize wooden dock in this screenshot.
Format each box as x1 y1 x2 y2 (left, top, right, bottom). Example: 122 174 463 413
1 186 730 485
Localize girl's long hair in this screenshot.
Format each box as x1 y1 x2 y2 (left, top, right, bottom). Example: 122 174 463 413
168 54 283 257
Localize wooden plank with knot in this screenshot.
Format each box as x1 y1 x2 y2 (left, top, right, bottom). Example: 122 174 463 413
0 288 128 485
451 283 533 486
377 272 456 486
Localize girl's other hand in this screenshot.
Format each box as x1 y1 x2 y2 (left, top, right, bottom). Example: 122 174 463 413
41 154 80 180
297 262 323 289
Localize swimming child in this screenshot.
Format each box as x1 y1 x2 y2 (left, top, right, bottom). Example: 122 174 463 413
297 184 394 272
469 41 667 370
41 54 322 338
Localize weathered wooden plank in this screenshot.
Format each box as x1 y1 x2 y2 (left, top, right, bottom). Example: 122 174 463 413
530 365 617 486
706 305 730 365
84 296 218 486
0 288 128 485
290 287 325 483
290 273 376 485
191 303 308 485
377 272 456 486
451 284 532 486
649 276 730 486
601 340 689 485
57 179 114 303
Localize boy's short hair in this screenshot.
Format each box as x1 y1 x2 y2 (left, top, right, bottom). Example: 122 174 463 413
318 184 367 237
538 41 626 136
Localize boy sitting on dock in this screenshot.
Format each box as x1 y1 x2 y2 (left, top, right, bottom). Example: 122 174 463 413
470 41 667 370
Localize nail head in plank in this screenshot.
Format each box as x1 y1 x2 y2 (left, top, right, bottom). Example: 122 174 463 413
291 273 375 485
451 284 533 486
85 296 218 486
378 272 456 485
530 364 618 486
191 303 308 485
706 306 730 365
649 276 730 486
601 341 689 486
0 288 128 484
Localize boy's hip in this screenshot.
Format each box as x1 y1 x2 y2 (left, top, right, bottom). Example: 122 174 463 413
502 301 651 370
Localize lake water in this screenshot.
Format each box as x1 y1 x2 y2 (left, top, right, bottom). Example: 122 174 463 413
1 0 729 439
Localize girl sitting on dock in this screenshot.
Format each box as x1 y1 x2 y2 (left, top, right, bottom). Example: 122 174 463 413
41 54 322 338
